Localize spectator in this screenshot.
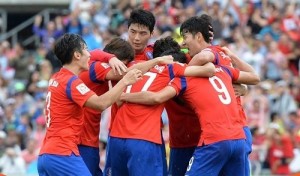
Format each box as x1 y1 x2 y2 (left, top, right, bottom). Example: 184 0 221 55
0 131 7 158
272 80 298 127
8 43 33 82
21 138 38 168
0 147 26 175
32 15 64 51
263 40 287 81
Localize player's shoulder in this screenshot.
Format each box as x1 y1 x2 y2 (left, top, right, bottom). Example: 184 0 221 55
145 45 154 60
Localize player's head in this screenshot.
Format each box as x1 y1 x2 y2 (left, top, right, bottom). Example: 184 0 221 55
180 14 213 57
153 36 187 63
127 9 155 53
160 49 187 64
54 33 87 65
103 37 135 64
153 36 181 58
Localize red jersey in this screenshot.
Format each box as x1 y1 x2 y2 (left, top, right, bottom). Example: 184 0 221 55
134 45 153 61
89 49 115 62
170 66 245 146
40 68 95 156
204 45 232 67
206 45 248 127
166 46 231 148
108 60 151 132
79 59 112 147
110 63 187 144
165 99 200 148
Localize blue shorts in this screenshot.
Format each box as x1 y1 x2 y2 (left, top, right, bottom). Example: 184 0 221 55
243 126 252 176
186 139 245 176
169 147 195 176
38 153 91 176
104 135 112 176
161 131 168 176
108 137 163 176
78 145 103 176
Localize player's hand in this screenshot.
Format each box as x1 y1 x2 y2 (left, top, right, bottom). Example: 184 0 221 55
233 83 247 96
156 55 174 65
109 57 128 75
122 69 142 85
221 46 234 58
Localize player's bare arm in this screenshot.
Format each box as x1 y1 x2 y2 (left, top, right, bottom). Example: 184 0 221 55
184 62 215 77
105 55 174 81
222 46 260 85
129 55 174 73
85 69 142 111
188 50 215 66
120 86 177 105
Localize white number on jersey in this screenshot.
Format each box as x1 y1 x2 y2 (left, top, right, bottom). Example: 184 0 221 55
45 92 51 127
209 76 231 105
125 72 157 93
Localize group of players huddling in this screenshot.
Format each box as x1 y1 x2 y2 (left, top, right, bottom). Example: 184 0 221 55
37 8 260 176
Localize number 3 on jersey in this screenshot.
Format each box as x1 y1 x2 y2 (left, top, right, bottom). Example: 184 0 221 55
125 72 157 93
209 76 231 104
45 92 51 127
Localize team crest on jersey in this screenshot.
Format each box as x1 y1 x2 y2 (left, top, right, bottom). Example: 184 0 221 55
76 83 90 95
146 51 153 59
101 63 110 69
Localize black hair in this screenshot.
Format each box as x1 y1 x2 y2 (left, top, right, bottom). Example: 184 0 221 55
153 36 187 63
160 49 187 64
54 33 86 65
153 36 181 58
128 9 156 33
180 14 213 43
103 37 135 62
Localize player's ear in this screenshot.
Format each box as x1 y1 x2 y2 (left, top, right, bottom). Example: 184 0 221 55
74 50 81 59
196 32 203 41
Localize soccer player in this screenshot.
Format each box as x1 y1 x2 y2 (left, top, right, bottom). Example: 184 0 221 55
78 37 173 176
152 37 201 176
107 48 215 175
181 14 254 176
120 54 260 176
37 33 142 176
123 8 169 175
127 8 155 61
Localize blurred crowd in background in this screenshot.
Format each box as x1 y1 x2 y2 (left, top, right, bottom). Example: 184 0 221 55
0 0 300 175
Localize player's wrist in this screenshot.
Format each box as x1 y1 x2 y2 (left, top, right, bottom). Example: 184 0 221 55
121 78 130 86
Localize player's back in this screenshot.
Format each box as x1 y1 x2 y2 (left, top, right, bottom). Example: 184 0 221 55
165 99 200 148
78 61 111 147
110 63 186 144
205 45 232 67
173 66 245 146
41 68 94 155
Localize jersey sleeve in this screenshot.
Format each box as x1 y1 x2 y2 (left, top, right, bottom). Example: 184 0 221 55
221 66 240 81
89 49 115 62
89 62 112 82
228 67 240 81
202 48 218 64
70 79 95 107
169 63 187 77
168 77 186 96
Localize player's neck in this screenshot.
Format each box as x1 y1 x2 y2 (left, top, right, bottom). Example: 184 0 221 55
63 65 79 75
201 42 211 50
135 47 145 54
